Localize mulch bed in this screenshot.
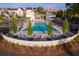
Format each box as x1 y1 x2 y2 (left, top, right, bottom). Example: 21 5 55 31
0 35 79 56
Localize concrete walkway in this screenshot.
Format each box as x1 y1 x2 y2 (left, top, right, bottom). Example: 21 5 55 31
53 22 63 34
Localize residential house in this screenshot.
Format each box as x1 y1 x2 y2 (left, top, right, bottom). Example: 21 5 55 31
0 8 10 21
46 11 56 21
15 8 24 17
47 8 59 13
46 8 59 21
0 8 8 15
26 8 35 21
7 8 17 16
35 12 46 21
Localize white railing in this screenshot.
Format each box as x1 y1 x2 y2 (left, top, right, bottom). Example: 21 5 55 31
2 33 79 47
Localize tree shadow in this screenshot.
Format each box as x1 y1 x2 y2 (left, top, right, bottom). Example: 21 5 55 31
58 40 74 56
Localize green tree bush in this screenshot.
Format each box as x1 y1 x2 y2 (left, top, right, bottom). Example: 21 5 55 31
56 10 63 18
0 14 3 22
35 7 46 14
11 15 17 34
27 20 33 36
63 18 69 34
65 3 79 18
47 21 53 36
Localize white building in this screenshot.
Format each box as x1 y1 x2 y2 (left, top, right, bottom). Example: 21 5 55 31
8 8 17 15
35 12 45 22
15 8 24 17
47 8 59 13
26 9 35 26
46 8 59 21
26 9 35 21
46 12 56 21
0 8 8 14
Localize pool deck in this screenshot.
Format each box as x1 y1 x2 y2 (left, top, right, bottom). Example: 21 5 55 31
53 22 63 34
45 21 63 34
15 21 63 38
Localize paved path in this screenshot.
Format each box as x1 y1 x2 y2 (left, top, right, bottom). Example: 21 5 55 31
0 48 79 56
53 22 63 34
0 49 17 56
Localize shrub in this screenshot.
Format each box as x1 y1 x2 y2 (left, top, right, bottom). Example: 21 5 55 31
27 21 33 36
11 15 17 34
47 21 53 36
11 22 17 33
0 14 3 22
62 18 69 34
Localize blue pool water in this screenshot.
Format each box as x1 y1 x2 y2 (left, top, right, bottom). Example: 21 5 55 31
23 22 57 32
33 22 57 31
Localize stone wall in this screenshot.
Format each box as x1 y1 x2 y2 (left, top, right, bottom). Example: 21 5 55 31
2 33 79 47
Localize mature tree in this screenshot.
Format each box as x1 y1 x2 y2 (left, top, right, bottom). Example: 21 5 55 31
27 20 33 36
63 18 69 34
47 21 53 36
65 3 71 16
66 3 71 8
65 3 79 18
35 7 46 14
56 10 63 18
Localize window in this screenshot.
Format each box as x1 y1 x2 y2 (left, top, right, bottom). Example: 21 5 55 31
19 34 21 37
23 35 26 37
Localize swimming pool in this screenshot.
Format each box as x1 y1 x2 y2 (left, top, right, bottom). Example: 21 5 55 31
23 22 57 32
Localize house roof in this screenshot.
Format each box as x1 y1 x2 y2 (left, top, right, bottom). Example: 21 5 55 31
26 7 33 10
7 8 18 10
18 8 24 10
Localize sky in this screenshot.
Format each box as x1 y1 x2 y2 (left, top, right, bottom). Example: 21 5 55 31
0 3 65 10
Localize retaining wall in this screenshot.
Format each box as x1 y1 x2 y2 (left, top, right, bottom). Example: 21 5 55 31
2 33 79 47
